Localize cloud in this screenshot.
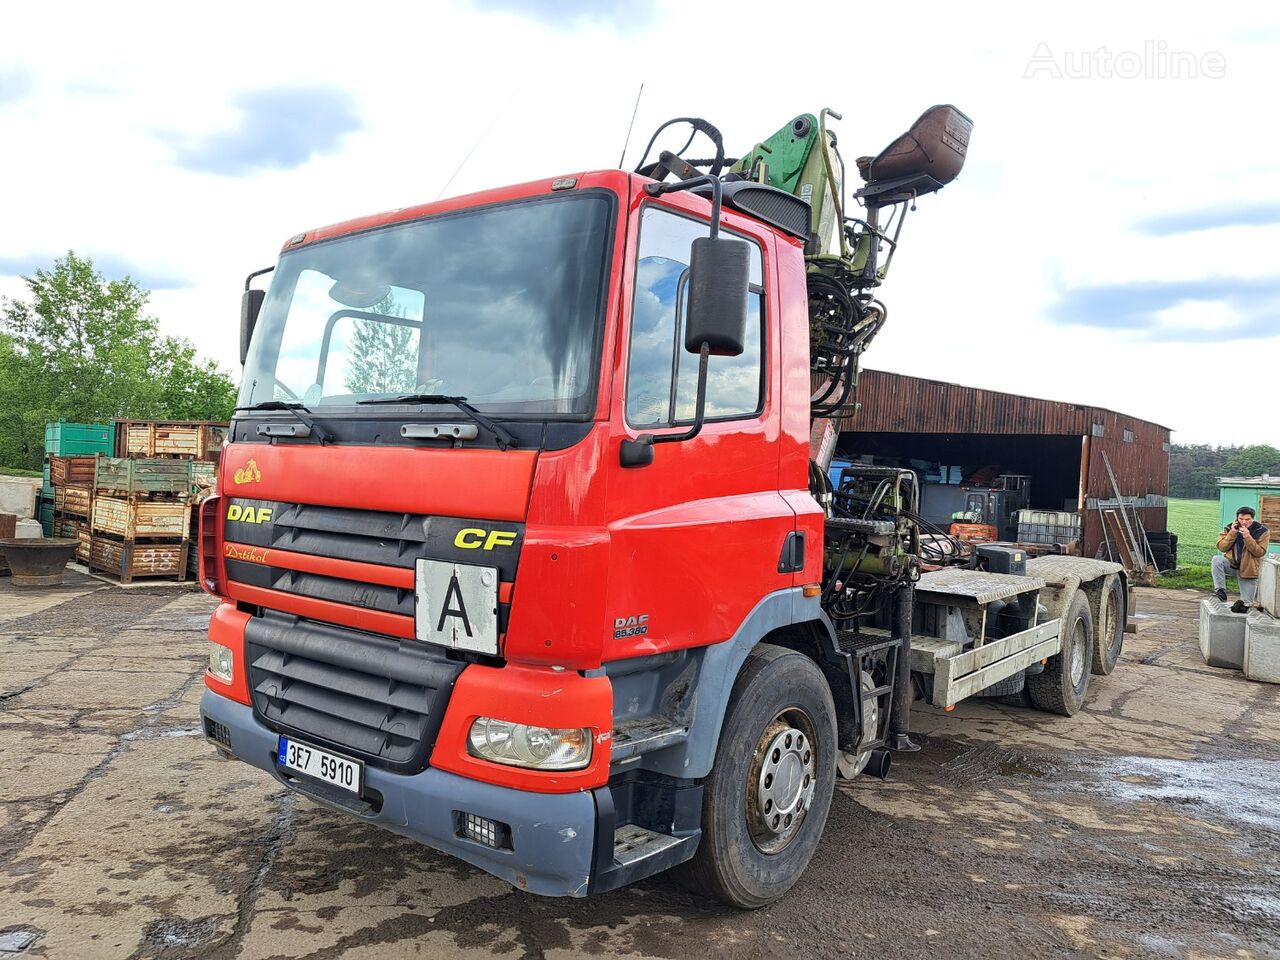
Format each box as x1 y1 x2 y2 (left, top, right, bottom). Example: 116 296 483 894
167 87 361 176
1046 276 1280 342
0 253 191 290
1134 202 1280 236
0 66 33 104
467 0 651 29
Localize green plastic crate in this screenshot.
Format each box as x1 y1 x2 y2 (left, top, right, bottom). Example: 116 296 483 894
44 420 115 457
39 499 55 537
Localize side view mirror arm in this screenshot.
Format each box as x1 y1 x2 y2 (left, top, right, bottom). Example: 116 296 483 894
621 344 711 468
240 265 275 366
644 176 723 239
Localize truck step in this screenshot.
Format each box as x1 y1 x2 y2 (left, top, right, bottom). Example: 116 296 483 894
835 626 901 657
612 824 683 868
611 716 689 762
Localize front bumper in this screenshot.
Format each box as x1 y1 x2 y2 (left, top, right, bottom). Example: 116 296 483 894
200 688 597 896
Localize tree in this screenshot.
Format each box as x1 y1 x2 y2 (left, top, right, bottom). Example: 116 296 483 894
0 252 238 470
343 296 418 395
1222 445 1280 479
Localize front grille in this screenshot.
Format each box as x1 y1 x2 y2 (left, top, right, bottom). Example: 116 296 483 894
222 499 521 635
245 611 464 773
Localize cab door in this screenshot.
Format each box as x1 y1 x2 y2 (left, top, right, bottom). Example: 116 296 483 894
604 194 794 659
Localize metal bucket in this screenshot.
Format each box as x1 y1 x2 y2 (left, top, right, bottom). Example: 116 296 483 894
0 537 78 586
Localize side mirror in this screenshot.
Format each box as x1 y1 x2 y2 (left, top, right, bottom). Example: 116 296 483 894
685 236 750 357
620 235 752 468
240 288 265 365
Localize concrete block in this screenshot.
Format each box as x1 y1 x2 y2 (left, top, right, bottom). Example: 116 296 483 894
1244 610 1280 684
0 476 40 519
15 518 42 539
1199 597 1246 669
1259 555 1280 619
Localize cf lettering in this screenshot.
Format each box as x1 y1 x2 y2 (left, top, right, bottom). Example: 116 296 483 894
454 528 486 549
453 529 518 550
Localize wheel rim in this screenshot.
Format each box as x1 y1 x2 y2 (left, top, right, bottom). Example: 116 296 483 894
747 710 817 854
1069 618 1088 686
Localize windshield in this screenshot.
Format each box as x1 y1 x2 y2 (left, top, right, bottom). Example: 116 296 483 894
240 192 614 417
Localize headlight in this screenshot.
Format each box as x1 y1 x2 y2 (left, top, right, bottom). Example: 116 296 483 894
467 717 592 770
207 642 233 683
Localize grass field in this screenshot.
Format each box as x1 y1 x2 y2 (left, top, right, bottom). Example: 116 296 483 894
1167 498 1221 566
1158 498 1222 590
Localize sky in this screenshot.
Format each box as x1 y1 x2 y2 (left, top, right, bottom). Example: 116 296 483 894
1 0 1276 446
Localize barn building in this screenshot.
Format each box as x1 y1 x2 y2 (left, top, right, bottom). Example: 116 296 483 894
834 370 1172 559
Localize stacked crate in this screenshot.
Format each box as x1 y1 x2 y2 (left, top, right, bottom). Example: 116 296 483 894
86 456 192 583
115 420 227 460
41 420 114 537
49 455 97 560
97 422 230 586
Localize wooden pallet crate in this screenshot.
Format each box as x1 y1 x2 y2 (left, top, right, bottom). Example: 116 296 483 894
56 516 88 541
116 420 228 460
92 495 191 540
76 525 92 561
86 534 189 584
94 456 191 497
59 484 92 518
49 455 98 486
191 460 217 493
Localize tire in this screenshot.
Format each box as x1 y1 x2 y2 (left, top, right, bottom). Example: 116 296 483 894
1027 591 1094 716
1090 575 1124 675
978 671 1026 697
680 644 837 909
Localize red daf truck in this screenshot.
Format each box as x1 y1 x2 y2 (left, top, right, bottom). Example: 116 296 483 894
199 109 1127 907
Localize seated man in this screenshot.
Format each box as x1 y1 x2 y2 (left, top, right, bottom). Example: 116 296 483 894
1214 506 1272 612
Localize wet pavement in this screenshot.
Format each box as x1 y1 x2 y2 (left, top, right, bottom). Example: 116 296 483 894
1 574 1278 959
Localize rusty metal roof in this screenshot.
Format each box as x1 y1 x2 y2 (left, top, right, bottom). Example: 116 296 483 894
842 370 1173 437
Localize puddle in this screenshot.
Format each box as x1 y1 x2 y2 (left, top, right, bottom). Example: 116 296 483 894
0 929 41 953
143 917 217 948
122 727 202 741
1079 755 1280 831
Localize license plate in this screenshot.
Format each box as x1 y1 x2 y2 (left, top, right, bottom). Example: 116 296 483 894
415 559 499 654
277 737 363 795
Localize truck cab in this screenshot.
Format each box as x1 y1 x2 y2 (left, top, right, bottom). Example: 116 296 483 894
201 169 834 901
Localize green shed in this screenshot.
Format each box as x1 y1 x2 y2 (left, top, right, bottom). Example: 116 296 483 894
1218 475 1280 554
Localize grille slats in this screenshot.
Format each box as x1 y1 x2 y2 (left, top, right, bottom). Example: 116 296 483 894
246 612 464 773
252 670 408 738
250 648 432 713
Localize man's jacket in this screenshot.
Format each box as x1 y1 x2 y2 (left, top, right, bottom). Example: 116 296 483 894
1217 521 1272 579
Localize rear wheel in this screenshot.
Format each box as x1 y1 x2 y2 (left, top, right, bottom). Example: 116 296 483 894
680 644 837 909
1027 591 1094 716
1091 575 1125 675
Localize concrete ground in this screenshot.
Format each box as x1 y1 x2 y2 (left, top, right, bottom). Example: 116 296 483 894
1 575 1278 959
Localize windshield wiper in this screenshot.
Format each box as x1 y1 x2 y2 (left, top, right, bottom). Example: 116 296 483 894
357 394 518 451
236 401 333 445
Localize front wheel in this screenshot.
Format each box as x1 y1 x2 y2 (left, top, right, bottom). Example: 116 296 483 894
680 644 837 909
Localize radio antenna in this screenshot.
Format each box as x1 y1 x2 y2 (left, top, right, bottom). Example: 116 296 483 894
617 82 645 168
436 97 511 201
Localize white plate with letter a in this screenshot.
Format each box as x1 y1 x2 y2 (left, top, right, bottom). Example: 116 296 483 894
415 559 499 655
